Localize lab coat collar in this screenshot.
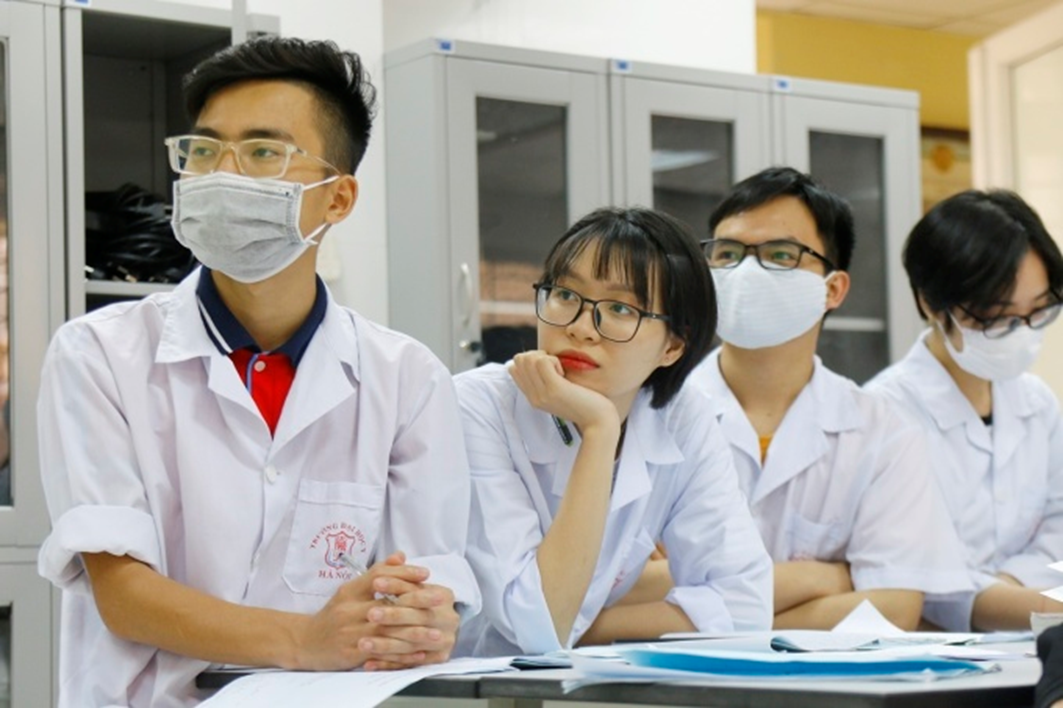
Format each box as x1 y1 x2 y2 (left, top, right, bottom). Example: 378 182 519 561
902 332 977 435
517 388 682 510
901 331 1049 455
156 269 222 364
154 268 359 444
270 300 359 449
699 349 862 504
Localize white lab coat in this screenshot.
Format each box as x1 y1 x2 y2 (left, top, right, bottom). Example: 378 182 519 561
37 270 480 708
867 332 1063 629
453 364 774 657
688 351 973 622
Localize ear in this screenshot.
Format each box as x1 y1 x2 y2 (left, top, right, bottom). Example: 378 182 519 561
325 175 359 224
825 270 851 311
658 331 686 369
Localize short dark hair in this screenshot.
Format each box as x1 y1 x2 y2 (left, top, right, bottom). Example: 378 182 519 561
183 36 376 174
538 207 716 409
904 189 1063 325
708 166 855 271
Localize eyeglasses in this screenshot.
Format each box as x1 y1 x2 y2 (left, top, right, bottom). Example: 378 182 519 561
956 300 1063 339
701 238 836 272
532 283 670 343
164 135 340 179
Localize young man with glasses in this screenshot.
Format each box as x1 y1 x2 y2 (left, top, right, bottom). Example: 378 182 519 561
37 38 479 707
453 207 772 657
686 167 971 630
866 189 1063 631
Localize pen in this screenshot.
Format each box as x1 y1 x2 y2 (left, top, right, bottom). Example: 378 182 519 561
337 552 398 604
552 415 574 446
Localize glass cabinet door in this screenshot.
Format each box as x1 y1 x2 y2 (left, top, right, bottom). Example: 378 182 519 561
0 1 58 547
446 58 609 371
774 90 921 382
613 74 770 234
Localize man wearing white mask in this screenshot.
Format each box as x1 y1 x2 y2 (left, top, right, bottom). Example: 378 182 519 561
37 37 479 707
687 167 971 629
867 190 1063 631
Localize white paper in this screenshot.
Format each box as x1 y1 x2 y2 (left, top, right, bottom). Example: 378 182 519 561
199 657 514 708
832 600 905 636
1041 561 1063 602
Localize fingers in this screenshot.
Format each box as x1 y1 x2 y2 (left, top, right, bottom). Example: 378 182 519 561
373 579 453 607
363 651 450 671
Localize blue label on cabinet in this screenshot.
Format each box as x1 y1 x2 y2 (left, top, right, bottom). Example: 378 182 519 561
436 39 455 53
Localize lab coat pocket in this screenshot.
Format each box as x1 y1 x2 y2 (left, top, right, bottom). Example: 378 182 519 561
606 530 658 604
283 479 386 596
785 513 845 562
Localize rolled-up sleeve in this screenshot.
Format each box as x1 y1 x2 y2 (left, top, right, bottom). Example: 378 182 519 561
847 418 974 598
37 322 163 592
662 411 773 633
384 353 481 618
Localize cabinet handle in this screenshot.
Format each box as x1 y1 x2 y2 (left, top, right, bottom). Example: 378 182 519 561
458 262 474 326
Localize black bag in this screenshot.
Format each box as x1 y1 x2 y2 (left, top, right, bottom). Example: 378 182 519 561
85 183 197 283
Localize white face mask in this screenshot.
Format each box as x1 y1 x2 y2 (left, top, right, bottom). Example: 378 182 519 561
171 172 337 283
938 314 1044 381
712 257 830 349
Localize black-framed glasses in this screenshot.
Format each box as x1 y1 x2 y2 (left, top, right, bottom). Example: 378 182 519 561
701 238 836 272
532 283 670 343
956 300 1063 339
164 134 340 179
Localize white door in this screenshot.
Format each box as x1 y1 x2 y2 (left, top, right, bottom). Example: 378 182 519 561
970 1 1063 397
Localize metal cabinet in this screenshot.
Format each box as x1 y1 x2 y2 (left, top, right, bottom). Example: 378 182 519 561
386 42 922 382
772 77 921 381
385 40 611 372
63 0 279 316
609 61 772 232
0 2 63 705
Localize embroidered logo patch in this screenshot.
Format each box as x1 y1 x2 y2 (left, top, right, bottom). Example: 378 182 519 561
310 523 368 578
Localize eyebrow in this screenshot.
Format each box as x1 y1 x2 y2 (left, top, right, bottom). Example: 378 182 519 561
556 270 637 295
190 127 297 142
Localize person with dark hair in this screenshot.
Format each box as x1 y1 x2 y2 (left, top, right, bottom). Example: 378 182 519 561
866 189 1063 631
36 37 479 707
453 207 773 656
687 167 971 630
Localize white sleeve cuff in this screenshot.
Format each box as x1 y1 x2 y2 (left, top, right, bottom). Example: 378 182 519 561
502 558 564 655
409 553 483 621
38 505 161 594
666 585 734 634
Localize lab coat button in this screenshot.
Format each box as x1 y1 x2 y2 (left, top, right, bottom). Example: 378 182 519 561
265 465 279 484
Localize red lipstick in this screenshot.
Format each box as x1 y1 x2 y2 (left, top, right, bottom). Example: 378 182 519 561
556 350 599 371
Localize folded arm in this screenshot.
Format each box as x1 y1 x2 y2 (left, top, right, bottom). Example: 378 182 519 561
775 588 924 630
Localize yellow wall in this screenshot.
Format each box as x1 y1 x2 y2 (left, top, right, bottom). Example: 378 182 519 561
757 10 978 130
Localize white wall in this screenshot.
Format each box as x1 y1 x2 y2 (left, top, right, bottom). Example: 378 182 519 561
384 0 756 74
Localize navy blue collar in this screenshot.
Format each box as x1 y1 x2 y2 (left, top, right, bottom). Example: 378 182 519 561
195 267 327 367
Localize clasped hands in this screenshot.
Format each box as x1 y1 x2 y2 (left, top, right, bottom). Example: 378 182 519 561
296 551 459 671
